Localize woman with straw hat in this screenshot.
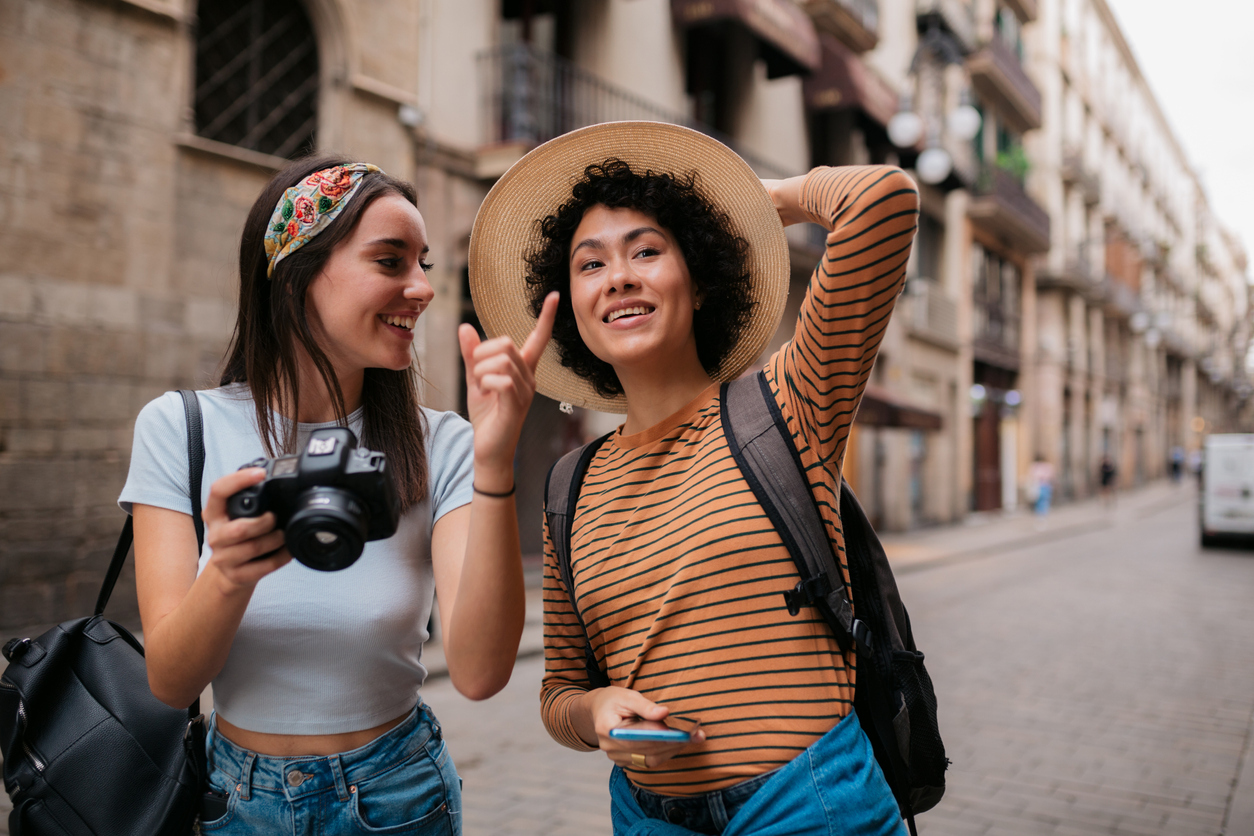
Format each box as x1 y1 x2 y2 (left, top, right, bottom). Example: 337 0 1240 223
470 122 919 835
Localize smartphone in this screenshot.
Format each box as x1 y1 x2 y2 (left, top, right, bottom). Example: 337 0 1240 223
609 727 691 742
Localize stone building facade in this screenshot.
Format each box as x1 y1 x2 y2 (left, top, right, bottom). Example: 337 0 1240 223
1 0 1250 634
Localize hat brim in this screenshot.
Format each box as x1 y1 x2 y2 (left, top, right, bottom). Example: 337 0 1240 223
468 121 789 414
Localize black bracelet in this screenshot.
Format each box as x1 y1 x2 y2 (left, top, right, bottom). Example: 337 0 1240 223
473 483 516 498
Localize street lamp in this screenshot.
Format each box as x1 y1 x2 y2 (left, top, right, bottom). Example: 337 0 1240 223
887 22 980 187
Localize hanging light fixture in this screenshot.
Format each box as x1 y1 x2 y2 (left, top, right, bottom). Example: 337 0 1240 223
917 146 953 184
888 95 924 148
915 126 952 185
946 91 982 142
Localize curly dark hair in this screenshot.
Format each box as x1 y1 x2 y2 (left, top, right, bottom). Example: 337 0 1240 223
523 159 754 398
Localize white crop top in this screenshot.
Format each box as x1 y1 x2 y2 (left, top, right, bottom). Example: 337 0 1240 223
119 384 474 734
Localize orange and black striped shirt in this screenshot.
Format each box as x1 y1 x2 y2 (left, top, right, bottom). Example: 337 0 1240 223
539 166 920 795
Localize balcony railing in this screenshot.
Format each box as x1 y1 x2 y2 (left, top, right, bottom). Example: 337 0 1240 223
1061 150 1100 206
799 0 879 52
1001 0 1037 22
1038 249 1098 295
478 44 794 180
915 0 976 54
906 280 959 349
1101 275 1142 319
973 298 1021 368
966 35 1041 132
968 165 1050 254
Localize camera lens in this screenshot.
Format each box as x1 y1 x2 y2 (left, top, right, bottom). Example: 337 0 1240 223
287 487 369 571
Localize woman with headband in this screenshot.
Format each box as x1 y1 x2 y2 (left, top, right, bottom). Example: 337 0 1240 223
469 123 919 835
119 157 556 833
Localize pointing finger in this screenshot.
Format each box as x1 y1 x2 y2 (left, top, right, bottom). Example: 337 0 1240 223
458 323 482 372
521 292 559 370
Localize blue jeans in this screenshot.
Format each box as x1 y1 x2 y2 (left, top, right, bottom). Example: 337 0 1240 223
1035 483 1052 515
200 702 461 835
609 710 907 836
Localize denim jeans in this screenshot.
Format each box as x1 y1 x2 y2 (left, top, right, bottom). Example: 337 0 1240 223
609 709 907 836
200 702 461 835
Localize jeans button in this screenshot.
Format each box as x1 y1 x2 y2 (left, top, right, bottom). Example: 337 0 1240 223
666 807 687 824
287 770 307 787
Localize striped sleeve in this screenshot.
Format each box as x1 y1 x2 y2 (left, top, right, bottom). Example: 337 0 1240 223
539 523 599 751
768 165 919 486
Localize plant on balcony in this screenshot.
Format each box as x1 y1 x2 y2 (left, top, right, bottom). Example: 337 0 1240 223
994 145 1030 182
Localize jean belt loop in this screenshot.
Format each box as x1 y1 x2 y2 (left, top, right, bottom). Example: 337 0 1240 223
330 753 351 802
238 752 257 801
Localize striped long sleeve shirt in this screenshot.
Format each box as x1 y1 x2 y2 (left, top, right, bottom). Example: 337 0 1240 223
539 166 920 795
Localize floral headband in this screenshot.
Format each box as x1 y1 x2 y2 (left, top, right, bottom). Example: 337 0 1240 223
264 163 383 277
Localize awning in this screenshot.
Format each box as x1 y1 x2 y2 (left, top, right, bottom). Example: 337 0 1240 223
672 0 821 77
856 385 944 430
803 33 899 127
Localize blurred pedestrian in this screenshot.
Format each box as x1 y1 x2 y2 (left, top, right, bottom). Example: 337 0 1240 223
1028 455 1055 516
1171 445 1185 481
1099 455 1117 507
121 158 557 834
471 123 917 835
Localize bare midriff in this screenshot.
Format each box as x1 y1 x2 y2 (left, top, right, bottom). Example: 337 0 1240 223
216 712 409 757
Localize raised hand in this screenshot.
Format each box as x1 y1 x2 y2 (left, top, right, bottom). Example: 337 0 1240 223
457 291 559 482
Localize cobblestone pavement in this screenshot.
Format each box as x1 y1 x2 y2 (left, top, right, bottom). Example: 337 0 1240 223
427 482 1254 836
4 482 1253 835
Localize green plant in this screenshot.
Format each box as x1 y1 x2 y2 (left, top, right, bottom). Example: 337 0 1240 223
995 145 1030 181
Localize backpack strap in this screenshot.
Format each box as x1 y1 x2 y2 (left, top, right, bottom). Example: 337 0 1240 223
95 390 207 617
544 432 613 689
720 373 868 655
178 389 207 554
95 390 206 717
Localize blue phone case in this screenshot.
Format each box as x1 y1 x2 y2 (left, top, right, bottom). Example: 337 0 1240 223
608 727 691 742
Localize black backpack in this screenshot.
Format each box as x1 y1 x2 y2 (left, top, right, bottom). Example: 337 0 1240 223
544 372 947 834
1 390 209 835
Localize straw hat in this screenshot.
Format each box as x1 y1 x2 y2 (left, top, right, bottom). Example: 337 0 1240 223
467 121 790 414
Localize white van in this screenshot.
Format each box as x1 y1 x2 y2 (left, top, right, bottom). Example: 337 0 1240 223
1199 434 1254 546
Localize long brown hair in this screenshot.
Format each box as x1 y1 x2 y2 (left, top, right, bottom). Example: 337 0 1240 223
220 155 429 507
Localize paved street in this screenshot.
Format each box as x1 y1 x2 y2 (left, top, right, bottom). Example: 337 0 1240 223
422 481 1254 836
3 481 1253 834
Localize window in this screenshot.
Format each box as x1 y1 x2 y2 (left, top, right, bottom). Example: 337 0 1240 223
194 0 319 158
972 244 1021 352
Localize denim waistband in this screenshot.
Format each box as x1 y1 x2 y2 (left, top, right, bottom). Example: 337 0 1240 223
628 766 779 835
207 701 435 801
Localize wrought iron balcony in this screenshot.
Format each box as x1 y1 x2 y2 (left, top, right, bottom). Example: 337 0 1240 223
915 0 976 54
1001 0 1037 22
972 297 1021 368
968 165 1050 254
1038 249 1098 296
1101 275 1143 319
798 0 879 53
1061 150 1100 206
966 35 1041 132
477 44 793 179
905 280 959 349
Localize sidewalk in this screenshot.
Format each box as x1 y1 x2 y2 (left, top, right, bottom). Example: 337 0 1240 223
419 479 1196 681
880 478 1194 575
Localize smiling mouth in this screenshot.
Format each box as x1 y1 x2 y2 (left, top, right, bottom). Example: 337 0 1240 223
380 314 417 331
604 306 655 324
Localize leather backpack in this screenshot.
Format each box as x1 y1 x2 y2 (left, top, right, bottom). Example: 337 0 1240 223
1 390 208 835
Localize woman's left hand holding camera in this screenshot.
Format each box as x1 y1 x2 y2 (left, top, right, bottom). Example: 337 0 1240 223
429 292 559 701
201 468 293 589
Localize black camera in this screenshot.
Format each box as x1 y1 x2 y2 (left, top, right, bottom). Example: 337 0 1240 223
226 428 401 571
